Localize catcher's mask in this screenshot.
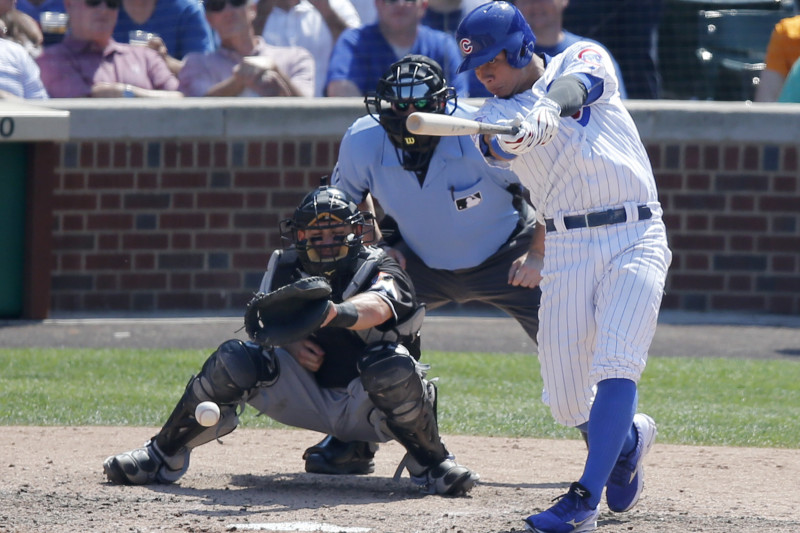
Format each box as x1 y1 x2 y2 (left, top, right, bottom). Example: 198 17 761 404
364 54 457 173
280 186 373 278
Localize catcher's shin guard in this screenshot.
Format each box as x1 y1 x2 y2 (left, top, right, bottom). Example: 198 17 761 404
155 339 278 456
358 342 448 468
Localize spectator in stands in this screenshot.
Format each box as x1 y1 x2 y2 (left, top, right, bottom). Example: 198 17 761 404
514 0 627 98
755 14 800 103
417 0 486 97
0 22 48 98
16 0 63 22
36 0 183 98
0 0 43 57
562 0 662 99
179 0 314 96
421 0 473 36
112 0 216 75
252 0 359 96
325 0 468 96
778 56 800 102
349 0 374 25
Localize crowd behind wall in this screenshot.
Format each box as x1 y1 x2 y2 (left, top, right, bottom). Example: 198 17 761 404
3 0 800 102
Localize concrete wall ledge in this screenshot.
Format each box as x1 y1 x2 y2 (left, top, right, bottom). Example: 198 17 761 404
0 101 69 141
28 98 800 143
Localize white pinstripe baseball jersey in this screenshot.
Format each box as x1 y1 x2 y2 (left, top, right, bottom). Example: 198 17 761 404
474 42 672 427
475 42 660 224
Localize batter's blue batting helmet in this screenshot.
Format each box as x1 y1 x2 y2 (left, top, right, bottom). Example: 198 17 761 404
455 1 536 73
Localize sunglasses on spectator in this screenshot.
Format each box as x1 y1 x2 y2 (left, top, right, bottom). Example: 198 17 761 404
204 0 247 12
394 99 434 112
85 0 121 9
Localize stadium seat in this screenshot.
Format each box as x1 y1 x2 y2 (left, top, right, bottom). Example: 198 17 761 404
695 8 790 100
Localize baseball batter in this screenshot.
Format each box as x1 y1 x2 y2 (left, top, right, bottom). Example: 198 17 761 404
455 3 671 532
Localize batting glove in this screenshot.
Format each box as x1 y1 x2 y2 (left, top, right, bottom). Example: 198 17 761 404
495 113 537 156
525 97 562 147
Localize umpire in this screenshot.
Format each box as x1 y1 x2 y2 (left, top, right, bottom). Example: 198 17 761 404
304 54 542 474
103 185 479 497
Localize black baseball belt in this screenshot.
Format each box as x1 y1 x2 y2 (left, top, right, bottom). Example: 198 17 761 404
544 205 652 232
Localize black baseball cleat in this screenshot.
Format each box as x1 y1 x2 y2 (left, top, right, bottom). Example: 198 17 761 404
303 435 377 475
103 439 188 485
410 458 479 496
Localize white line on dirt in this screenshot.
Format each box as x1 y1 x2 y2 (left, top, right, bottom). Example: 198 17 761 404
226 522 370 532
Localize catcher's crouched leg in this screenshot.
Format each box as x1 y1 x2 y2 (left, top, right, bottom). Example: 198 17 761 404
104 339 278 485
358 343 479 496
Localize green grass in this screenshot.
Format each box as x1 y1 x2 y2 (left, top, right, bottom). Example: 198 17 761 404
1 348 798 448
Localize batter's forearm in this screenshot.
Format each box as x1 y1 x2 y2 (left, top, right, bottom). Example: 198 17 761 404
545 75 589 116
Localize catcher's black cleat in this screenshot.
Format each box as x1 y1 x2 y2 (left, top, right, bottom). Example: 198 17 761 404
411 458 479 496
103 439 188 485
303 435 377 475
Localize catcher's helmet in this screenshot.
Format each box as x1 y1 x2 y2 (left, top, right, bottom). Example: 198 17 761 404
281 186 373 278
455 1 536 73
365 54 456 173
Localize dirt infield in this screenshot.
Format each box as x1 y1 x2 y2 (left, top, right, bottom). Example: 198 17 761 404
2 426 799 533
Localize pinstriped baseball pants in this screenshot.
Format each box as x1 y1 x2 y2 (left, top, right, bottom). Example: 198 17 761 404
538 217 671 427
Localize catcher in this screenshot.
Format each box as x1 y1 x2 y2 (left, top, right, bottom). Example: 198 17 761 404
102 185 479 496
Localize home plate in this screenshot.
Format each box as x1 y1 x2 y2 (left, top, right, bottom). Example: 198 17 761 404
226 522 371 532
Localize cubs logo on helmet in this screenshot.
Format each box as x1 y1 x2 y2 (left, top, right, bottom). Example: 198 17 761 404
455 1 536 73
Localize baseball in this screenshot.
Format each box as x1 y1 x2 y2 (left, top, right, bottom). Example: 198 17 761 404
194 401 220 427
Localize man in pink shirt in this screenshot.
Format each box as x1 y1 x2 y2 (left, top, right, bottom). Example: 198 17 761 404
36 0 182 98
179 0 314 97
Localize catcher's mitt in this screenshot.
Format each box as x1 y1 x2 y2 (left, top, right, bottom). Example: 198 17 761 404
244 276 332 346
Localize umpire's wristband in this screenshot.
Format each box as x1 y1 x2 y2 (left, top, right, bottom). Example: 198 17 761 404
327 301 359 328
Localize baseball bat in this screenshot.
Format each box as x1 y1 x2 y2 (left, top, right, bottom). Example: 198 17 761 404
405 112 519 137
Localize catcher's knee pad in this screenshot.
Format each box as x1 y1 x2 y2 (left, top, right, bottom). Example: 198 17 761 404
359 343 425 424
359 343 447 467
193 339 279 403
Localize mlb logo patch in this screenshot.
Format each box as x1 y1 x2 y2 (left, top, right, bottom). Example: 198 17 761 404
454 191 482 211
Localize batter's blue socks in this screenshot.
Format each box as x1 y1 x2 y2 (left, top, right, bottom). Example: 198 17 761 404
577 378 638 508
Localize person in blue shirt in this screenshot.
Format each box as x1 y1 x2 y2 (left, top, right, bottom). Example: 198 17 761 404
325 0 469 96
303 54 542 475
16 0 64 21
562 0 661 99
112 0 215 75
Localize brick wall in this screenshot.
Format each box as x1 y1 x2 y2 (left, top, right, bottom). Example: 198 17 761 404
49 138 340 313
29 99 800 317
649 142 799 314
